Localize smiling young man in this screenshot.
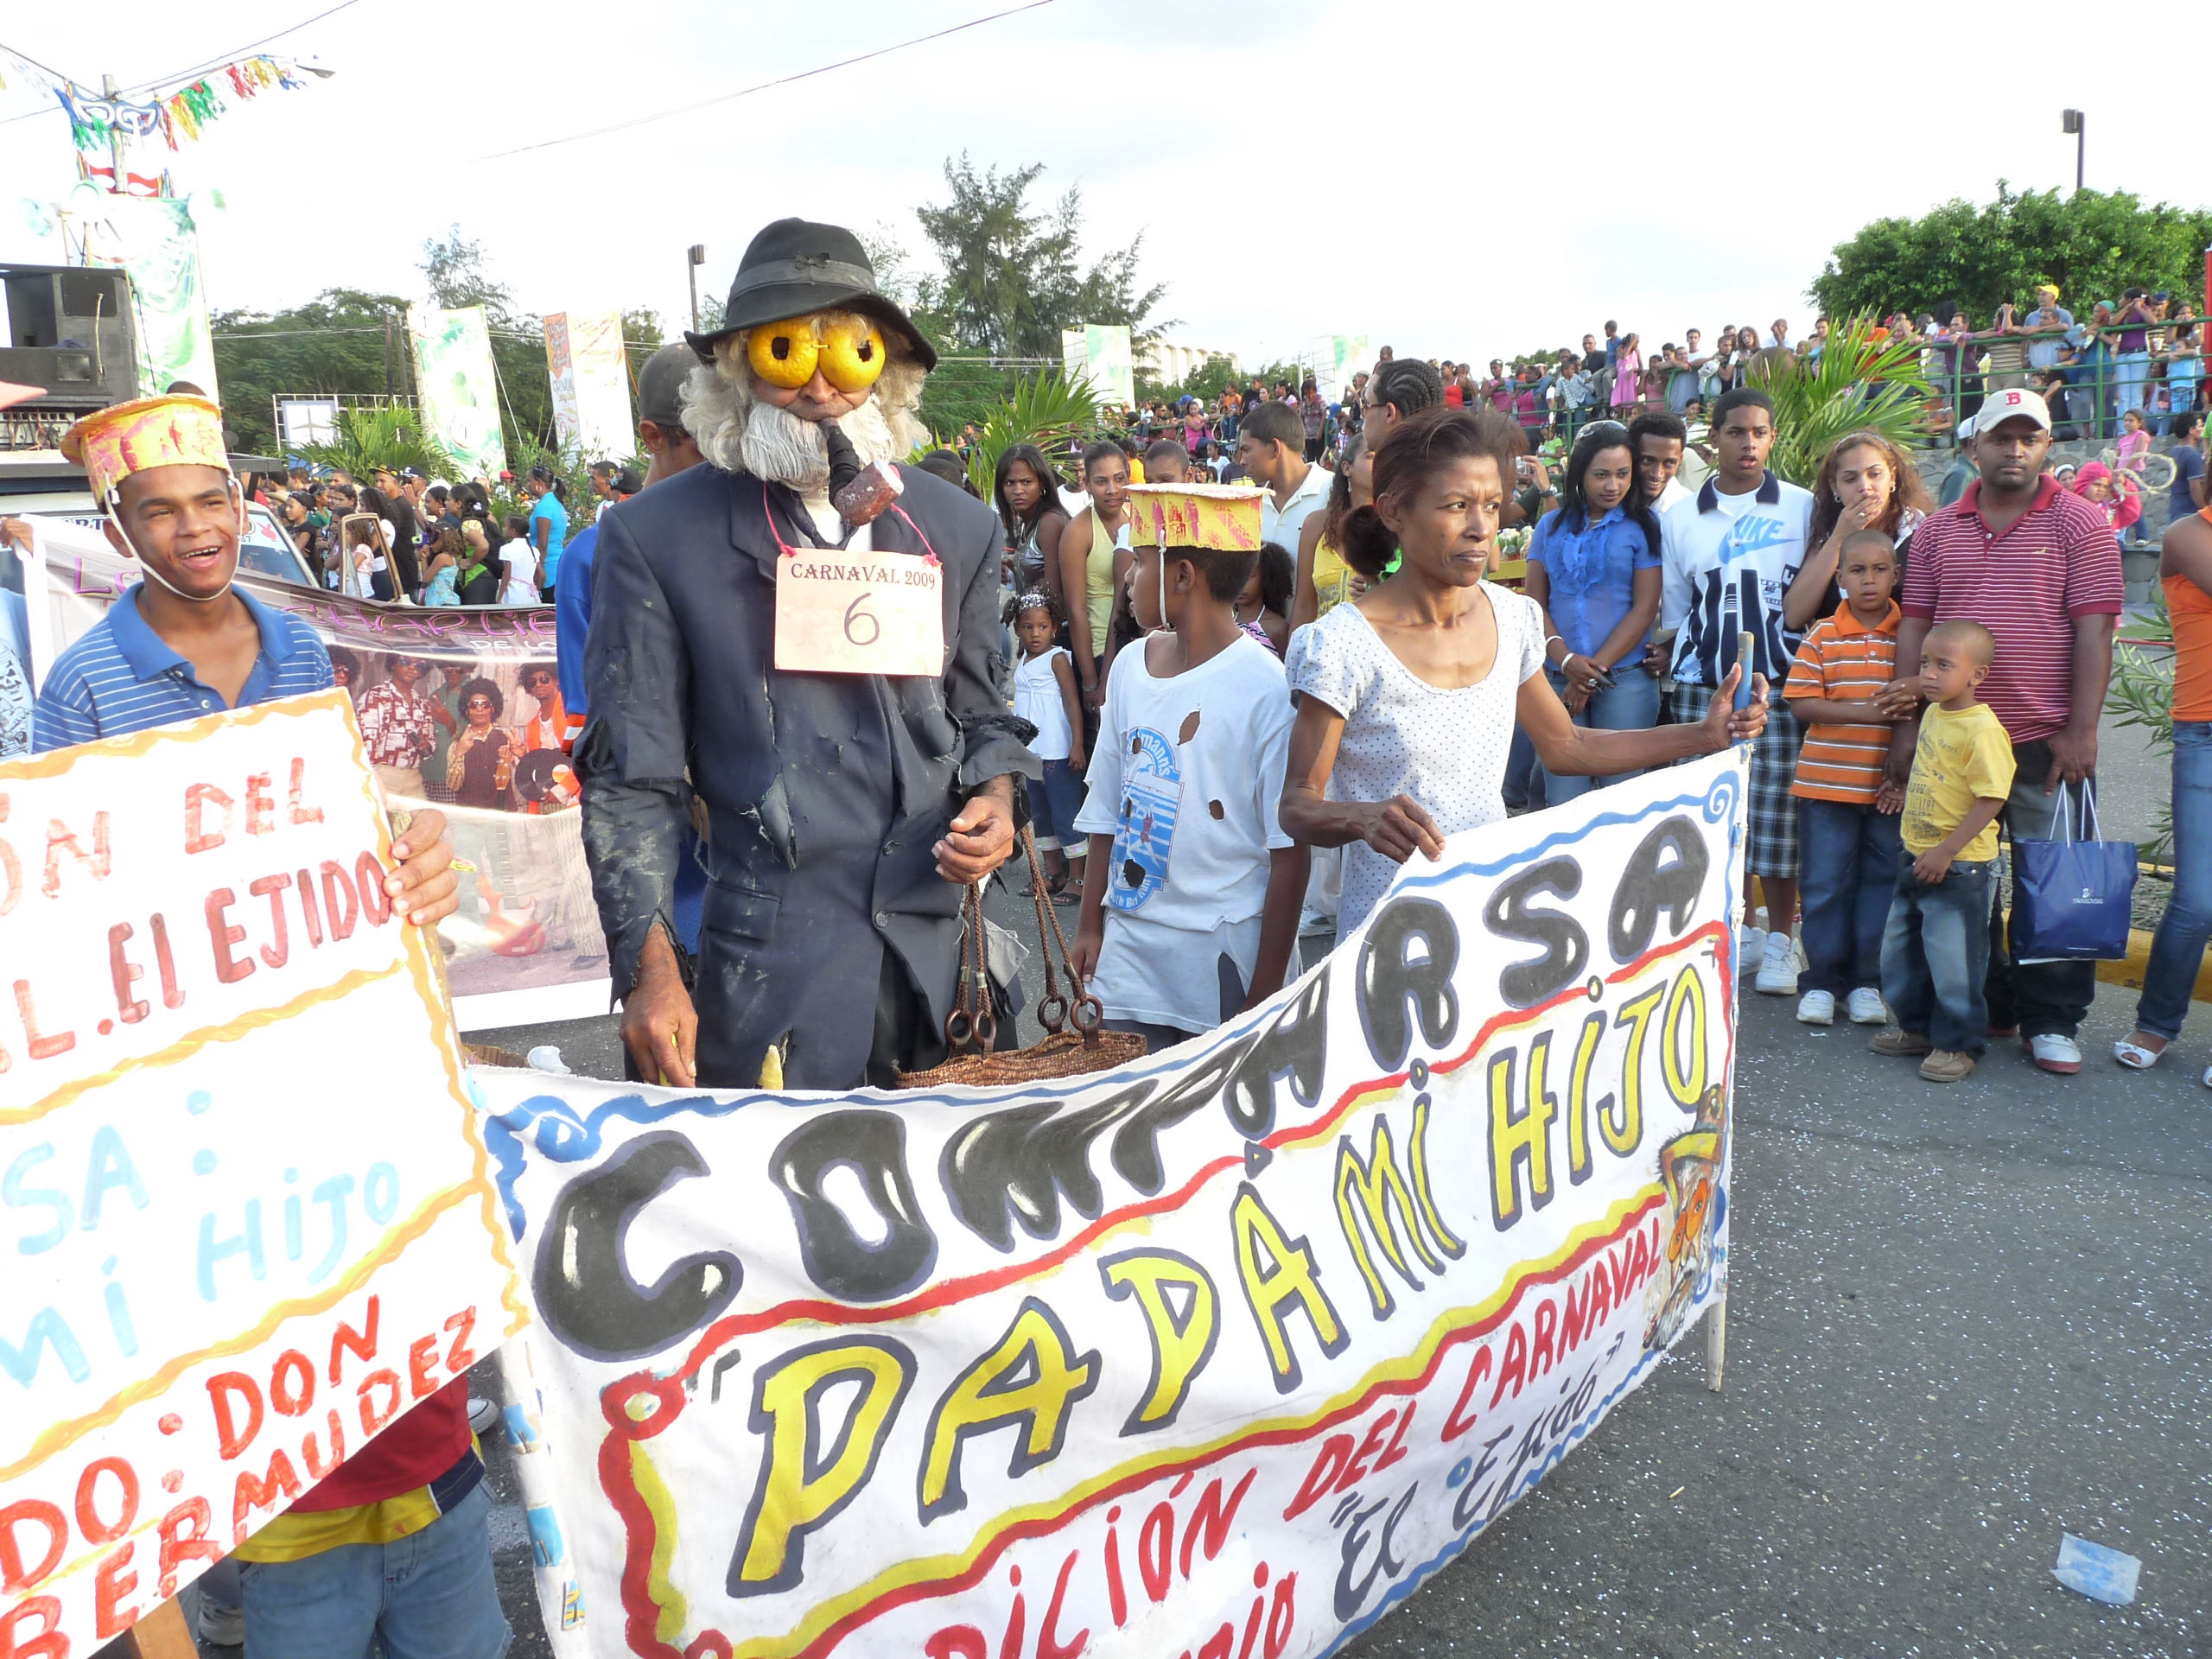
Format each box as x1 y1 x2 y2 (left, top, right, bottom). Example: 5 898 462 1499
1656 386 1816 994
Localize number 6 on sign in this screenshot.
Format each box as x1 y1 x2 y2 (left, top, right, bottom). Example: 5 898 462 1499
774 550 945 675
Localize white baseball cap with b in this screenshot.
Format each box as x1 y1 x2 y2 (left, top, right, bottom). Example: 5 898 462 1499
1976 386 2052 433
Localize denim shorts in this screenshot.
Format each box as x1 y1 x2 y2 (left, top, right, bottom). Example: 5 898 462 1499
237 1480 510 1659
1028 757 1088 853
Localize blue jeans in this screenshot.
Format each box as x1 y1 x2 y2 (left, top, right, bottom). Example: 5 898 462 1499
237 1481 510 1659
1796 798 1904 995
1538 663 1662 804
1881 858 1995 1054
2134 721 2212 1040
2115 351 2151 419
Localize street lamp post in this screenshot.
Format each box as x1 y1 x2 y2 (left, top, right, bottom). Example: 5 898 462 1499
688 245 707 334
2061 109 2084 193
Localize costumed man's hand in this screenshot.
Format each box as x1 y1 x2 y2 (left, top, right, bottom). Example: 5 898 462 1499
621 928 698 1089
936 776 1017 882
385 808 460 928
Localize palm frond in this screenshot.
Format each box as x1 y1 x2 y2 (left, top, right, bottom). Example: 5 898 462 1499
1744 314 1932 487
930 371 1099 495
297 407 448 480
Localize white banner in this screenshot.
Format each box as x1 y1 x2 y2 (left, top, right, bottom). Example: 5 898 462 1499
484 752 1745 1657
1062 323 1135 410
408 305 509 482
543 311 633 462
0 694 524 1656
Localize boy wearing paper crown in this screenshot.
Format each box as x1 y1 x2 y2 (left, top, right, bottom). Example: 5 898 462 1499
1070 483 1309 1051
30 398 493 1656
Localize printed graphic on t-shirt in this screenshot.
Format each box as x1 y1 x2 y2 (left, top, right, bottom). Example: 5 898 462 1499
1109 726 1181 912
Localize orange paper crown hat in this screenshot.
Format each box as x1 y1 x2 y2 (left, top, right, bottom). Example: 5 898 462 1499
1124 482 1266 552
60 395 228 499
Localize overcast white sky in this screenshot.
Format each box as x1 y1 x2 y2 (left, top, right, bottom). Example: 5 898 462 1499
3 0 2202 373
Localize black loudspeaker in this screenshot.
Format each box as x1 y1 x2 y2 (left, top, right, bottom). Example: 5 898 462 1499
0 264 142 418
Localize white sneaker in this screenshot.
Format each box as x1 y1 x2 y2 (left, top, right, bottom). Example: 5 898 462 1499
196 1597 244 1649
1796 989 1835 1025
1735 925 1766 976
2028 1033 2082 1074
1846 987 1888 1025
1755 929 1800 995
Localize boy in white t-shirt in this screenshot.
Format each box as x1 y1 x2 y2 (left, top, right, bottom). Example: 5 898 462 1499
1072 486 1307 1052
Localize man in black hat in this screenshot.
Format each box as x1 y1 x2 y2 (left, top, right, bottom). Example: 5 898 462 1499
579 219 1033 1090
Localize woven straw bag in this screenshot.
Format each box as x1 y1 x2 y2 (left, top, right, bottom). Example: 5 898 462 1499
893 826 1145 1089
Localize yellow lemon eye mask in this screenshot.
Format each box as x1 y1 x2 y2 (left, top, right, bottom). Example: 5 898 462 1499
747 317 820 389
818 317 885 391
746 314 888 393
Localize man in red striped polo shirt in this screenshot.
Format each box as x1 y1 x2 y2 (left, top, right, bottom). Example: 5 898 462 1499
1885 388 2122 1074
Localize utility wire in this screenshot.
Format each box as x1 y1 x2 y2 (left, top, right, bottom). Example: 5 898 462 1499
0 35 84 86
474 0 1058 162
0 0 360 126
114 0 365 96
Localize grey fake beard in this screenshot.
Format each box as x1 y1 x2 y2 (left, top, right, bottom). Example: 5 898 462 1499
691 361 905 494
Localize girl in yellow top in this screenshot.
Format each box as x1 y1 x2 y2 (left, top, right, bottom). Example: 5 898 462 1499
1293 447 1374 628
1056 440 1133 709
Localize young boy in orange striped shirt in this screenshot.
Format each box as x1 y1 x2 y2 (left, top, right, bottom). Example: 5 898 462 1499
1783 531 1920 1026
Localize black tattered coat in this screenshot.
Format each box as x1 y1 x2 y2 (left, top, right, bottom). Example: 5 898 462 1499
576 461 1034 1090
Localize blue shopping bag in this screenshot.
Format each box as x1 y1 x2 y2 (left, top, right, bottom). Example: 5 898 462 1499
2010 783 2137 962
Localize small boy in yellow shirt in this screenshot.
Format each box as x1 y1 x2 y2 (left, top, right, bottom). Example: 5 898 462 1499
1871 620 2016 1081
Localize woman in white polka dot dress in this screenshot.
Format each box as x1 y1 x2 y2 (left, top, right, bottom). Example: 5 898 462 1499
1281 408 1771 943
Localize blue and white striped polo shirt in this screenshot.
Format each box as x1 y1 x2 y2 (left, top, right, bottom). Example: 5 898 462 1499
32 583 334 753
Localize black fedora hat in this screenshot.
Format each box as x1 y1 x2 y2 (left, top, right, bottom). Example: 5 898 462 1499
683 217 936 372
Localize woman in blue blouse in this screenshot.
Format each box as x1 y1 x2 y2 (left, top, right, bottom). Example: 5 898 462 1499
1522 420 1663 803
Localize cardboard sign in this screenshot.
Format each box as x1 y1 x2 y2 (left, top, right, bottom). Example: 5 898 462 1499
19 520 611 1033
483 751 1745 1659
772 551 945 677
0 692 524 1656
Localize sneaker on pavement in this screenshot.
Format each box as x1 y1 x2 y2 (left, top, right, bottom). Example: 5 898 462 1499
1919 1048 1978 1083
1986 1022 2018 1039
1754 929 1800 995
1870 1027 1933 1057
2027 1033 2082 1074
1735 925 1766 976
1846 986 1887 1024
1796 989 1835 1025
468 1394 502 1434
196 1597 244 1649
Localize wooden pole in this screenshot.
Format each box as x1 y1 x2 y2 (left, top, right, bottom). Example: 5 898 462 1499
115 1598 197 1659
1705 1294 1727 1392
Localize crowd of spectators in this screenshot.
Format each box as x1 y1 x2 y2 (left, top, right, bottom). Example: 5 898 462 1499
1066 290 2204 486
249 458 635 607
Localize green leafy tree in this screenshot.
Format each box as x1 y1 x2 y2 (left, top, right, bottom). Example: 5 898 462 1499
1135 353 1242 407
910 156 1171 359
211 288 414 454
1812 184 2212 320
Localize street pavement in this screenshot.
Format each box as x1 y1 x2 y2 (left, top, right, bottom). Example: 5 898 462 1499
461 931 2211 1658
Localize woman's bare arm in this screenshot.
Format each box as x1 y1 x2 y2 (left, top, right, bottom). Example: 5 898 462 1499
1278 696 1444 863
1520 662 1768 776
1057 511 1102 700
1293 512 1325 632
